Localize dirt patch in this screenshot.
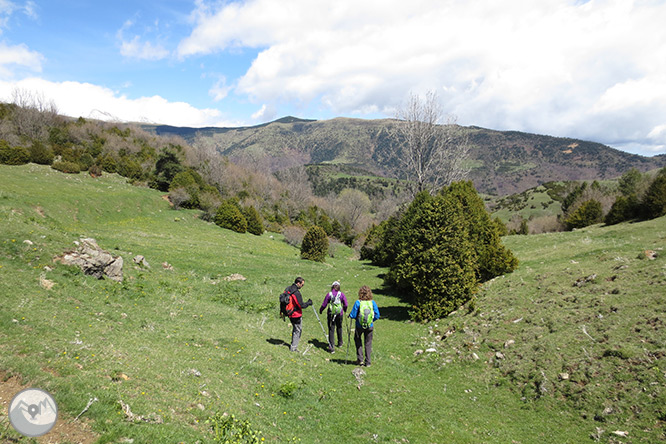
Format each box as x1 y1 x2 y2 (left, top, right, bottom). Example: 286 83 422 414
0 373 98 444
33 206 46 218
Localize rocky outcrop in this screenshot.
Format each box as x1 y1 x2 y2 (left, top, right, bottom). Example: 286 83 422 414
54 238 123 282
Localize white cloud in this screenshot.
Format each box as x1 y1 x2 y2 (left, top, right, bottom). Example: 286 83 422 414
119 35 169 61
0 77 235 127
208 75 231 101
251 103 276 121
0 40 42 77
177 0 666 154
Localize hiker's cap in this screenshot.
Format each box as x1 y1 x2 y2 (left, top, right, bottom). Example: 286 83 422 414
331 281 340 287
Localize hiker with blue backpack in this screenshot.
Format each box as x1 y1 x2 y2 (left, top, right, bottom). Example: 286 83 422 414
319 281 348 354
349 285 380 367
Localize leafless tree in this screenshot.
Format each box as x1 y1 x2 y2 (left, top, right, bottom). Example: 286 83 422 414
394 91 470 196
336 188 372 232
10 88 60 140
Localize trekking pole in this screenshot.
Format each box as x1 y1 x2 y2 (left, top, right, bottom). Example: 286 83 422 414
312 305 332 349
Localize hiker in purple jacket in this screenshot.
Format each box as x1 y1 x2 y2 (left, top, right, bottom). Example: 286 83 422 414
319 281 348 353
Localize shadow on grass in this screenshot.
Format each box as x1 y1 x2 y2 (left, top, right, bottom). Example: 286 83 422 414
266 338 289 348
308 338 332 352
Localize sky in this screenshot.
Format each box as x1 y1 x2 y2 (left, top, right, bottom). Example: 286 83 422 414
0 0 665 156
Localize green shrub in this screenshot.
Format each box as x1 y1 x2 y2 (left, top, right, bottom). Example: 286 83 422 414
605 194 639 225
243 205 264 236
207 412 263 443
641 169 666 220
28 141 55 165
564 199 602 230
300 225 329 262
0 140 30 165
440 181 518 281
388 191 478 321
214 200 247 233
51 161 81 174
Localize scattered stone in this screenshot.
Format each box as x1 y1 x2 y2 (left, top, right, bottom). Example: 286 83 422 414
472 353 479 360
413 350 424 356
132 255 150 269
573 274 597 287
612 431 628 437
196 403 205 411
162 262 173 270
495 351 505 360
189 369 202 377
223 273 247 281
590 427 604 441
23 239 33 245
643 250 658 260
425 348 437 353
118 400 163 424
54 238 123 282
504 339 515 348
558 373 570 381
40 273 55 290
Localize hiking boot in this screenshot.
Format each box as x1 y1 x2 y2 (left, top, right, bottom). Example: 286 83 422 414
337 342 343 347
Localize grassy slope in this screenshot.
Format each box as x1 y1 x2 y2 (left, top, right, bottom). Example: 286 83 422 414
0 164 663 443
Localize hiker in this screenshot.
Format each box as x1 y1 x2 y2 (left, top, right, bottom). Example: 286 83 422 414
348 285 380 367
284 277 312 352
319 281 348 353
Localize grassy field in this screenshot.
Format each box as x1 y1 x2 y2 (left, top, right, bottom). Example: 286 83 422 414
1 164 664 443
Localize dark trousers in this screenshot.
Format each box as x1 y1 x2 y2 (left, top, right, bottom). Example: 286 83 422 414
354 326 373 365
327 311 343 350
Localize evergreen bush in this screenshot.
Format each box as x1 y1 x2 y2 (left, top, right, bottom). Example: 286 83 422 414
51 161 81 174
214 200 247 233
28 141 55 165
243 206 264 236
300 225 329 262
605 195 640 225
641 169 666 219
564 199 603 230
0 141 30 165
387 191 478 321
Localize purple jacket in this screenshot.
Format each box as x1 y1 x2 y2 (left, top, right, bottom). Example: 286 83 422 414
319 290 348 314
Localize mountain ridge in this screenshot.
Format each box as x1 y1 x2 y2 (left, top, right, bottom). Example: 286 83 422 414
143 117 665 195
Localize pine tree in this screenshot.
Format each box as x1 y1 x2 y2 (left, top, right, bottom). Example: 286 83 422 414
300 226 329 262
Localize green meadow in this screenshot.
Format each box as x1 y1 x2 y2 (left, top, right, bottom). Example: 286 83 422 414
1 164 664 443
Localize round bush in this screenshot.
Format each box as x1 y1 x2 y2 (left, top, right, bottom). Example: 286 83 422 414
300 226 329 262
0 141 30 165
51 161 81 174
214 200 247 233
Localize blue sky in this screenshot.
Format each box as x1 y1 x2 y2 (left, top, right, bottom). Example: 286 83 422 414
0 0 665 156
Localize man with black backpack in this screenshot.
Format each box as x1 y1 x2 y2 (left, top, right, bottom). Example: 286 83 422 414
280 277 312 352
319 281 348 354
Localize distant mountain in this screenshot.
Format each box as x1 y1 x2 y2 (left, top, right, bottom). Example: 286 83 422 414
143 117 665 196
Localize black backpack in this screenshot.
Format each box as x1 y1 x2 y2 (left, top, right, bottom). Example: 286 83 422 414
279 287 295 317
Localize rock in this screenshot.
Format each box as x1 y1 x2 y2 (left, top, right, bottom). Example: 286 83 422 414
504 339 515 348
223 273 246 281
612 431 628 437
413 349 424 356
558 373 570 381
643 250 658 260
133 255 150 268
573 274 597 287
23 240 33 245
495 351 505 360
54 238 123 282
39 274 55 290
472 353 479 360
162 262 173 270
425 348 437 353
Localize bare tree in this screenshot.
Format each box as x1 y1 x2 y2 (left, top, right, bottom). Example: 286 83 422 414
394 91 470 196
10 88 60 140
336 188 372 232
